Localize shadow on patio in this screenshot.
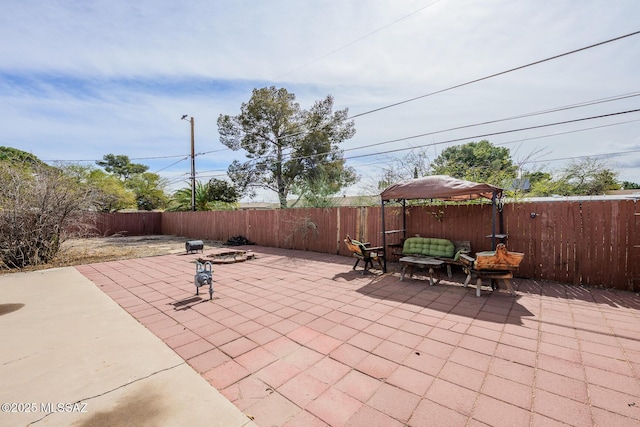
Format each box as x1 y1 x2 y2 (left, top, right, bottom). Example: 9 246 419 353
352 271 536 326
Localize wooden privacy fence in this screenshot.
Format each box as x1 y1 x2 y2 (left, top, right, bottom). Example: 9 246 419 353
94 212 162 236
93 199 639 291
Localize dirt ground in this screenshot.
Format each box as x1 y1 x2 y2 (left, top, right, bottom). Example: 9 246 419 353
2 235 226 274
60 235 227 264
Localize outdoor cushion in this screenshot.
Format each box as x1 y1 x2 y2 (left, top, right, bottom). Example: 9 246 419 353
402 237 455 258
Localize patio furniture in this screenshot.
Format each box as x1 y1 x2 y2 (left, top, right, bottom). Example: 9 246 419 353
399 256 444 286
460 244 524 297
467 269 514 297
186 240 204 254
400 237 470 278
344 235 385 274
474 243 524 270
380 175 504 273
440 240 472 277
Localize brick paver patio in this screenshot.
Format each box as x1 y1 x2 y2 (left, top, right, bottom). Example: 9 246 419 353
76 246 640 426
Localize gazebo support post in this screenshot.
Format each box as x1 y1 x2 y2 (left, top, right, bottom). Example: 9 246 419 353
381 199 407 274
491 190 497 250
381 199 387 273
402 199 406 241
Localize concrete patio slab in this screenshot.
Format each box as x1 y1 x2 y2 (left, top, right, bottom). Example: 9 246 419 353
0 267 256 427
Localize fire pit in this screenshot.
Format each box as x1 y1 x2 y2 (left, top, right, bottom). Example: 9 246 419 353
197 248 255 264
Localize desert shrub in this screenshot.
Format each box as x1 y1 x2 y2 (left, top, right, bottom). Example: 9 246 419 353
0 163 97 269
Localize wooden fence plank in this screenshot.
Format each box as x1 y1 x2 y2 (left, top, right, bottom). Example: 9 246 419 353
577 202 589 284
569 202 581 284
598 201 610 286
585 202 600 285
617 200 632 290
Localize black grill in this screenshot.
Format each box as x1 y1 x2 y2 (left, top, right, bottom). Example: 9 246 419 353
185 240 204 253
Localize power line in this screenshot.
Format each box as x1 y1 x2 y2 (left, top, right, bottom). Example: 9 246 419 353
528 148 640 164
204 91 640 167
350 118 640 167
45 152 191 163
197 168 230 174
225 108 640 168
49 91 629 173
350 146 640 183
129 153 190 161
189 118 640 185
275 0 443 79
348 29 640 119
44 87 640 171
197 148 232 156
342 108 640 161
234 82 640 158
342 91 640 154
165 174 191 187
492 119 640 148
192 91 640 172
151 156 189 174
201 86 639 169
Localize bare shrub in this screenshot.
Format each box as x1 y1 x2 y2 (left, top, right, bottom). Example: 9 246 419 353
0 163 98 269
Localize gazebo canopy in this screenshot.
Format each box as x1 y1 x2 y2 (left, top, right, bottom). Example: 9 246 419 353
381 175 502 202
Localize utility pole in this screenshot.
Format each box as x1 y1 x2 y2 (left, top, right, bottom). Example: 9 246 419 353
182 115 196 212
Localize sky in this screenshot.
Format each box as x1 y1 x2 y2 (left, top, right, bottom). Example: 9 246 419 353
1 0 639 201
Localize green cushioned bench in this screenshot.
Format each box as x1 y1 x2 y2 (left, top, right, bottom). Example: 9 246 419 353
401 237 470 278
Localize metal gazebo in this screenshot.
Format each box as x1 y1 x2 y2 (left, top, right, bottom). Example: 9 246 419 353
380 175 503 273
